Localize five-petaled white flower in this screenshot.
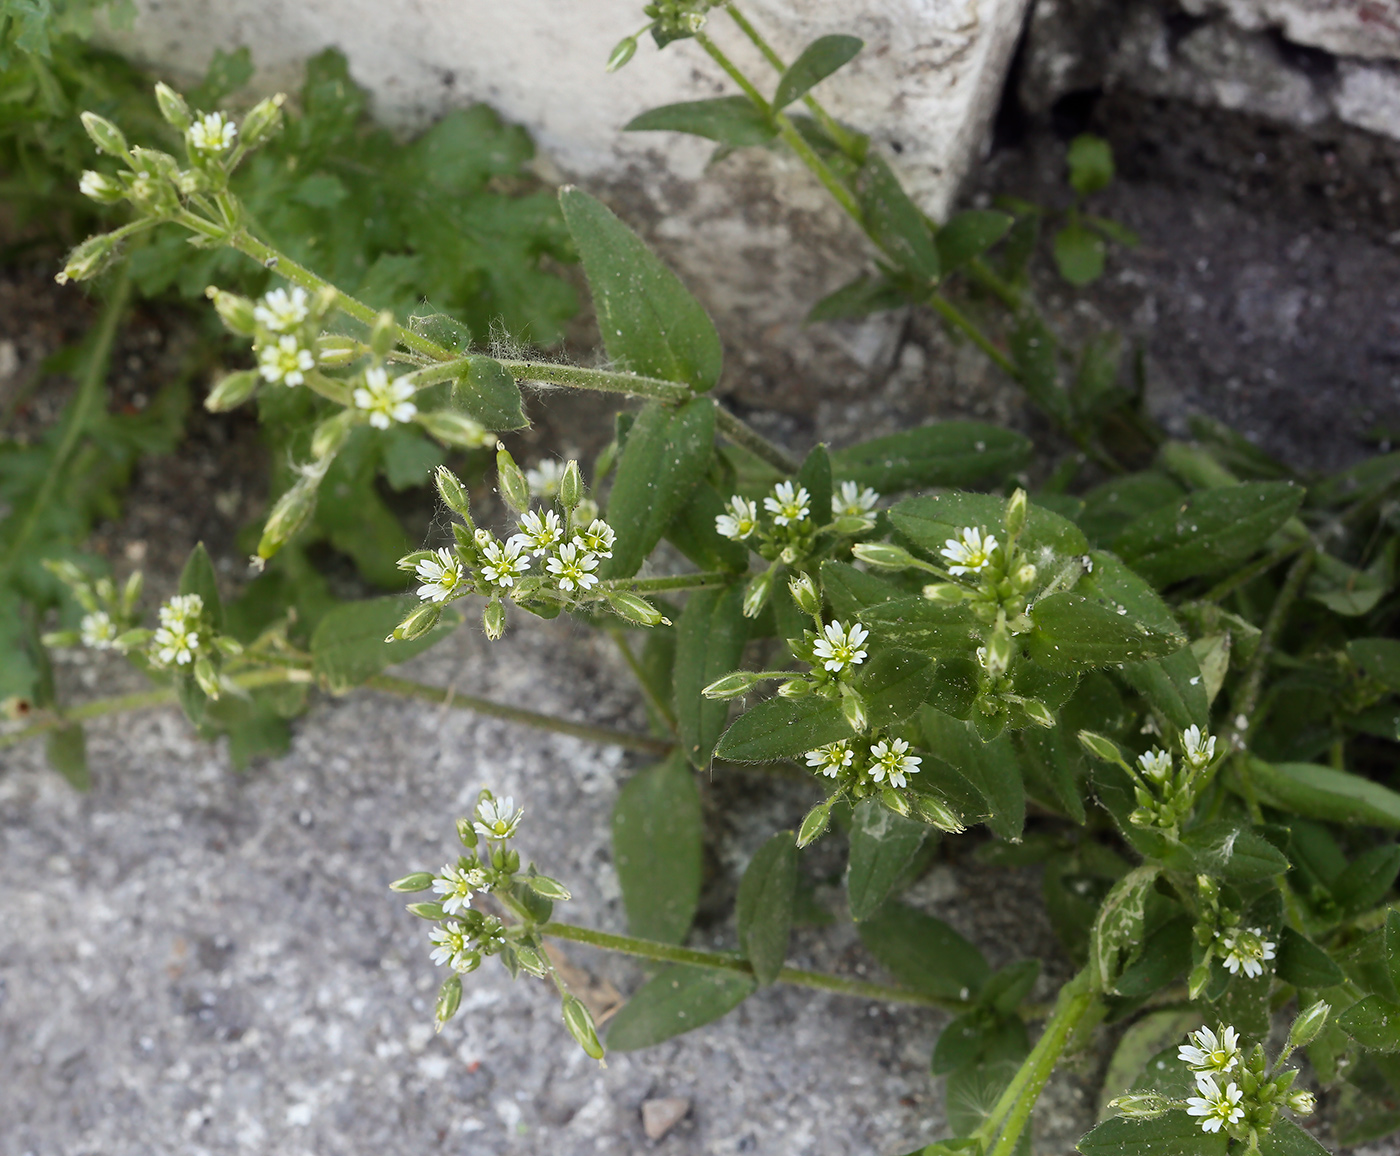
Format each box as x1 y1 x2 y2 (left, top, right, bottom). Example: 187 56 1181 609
253 287 309 333
474 796 523 841
869 738 921 789
415 547 464 603
1183 724 1217 771
812 619 869 674
805 741 854 777
715 495 760 541
1185 1072 1245 1134
574 518 616 559
189 111 237 154
428 922 470 969
1137 748 1173 784
354 367 418 429
160 593 204 627
432 862 489 916
479 538 529 588
765 481 811 527
1178 1024 1241 1074
80 610 119 649
832 480 879 518
546 542 600 592
1219 927 1276 978
514 509 564 557
258 334 315 386
941 526 998 576
152 592 204 667
526 460 566 499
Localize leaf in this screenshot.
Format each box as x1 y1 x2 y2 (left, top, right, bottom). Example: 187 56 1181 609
1350 639 1400 694
936 210 1014 272
1077 1112 1227 1156
947 1060 1020 1139
1258 1119 1330 1156
1010 312 1071 425
714 694 851 763
846 799 930 921
1078 473 1184 547
611 753 703 944
795 443 833 538
1081 551 1185 642
773 35 863 109
311 596 459 692
1067 134 1114 196
602 398 715 578
1332 844 1400 917
830 423 1031 493
856 154 939 282
1090 865 1158 993
1054 221 1106 286
605 964 755 1052
1338 995 1400 1053
932 1012 1030 1077
857 598 981 660
1119 648 1208 732
890 491 1087 561
861 648 938 729
858 901 989 999
559 187 722 391
1308 552 1389 616
408 311 472 354
921 709 1024 841
806 274 908 322
1169 823 1290 882
819 560 908 621
179 542 223 632
736 831 798 985
451 355 528 430
1250 760 1400 829
1096 1010 1201 1118
45 723 89 791
1112 482 1304 586
1027 592 1181 671
625 96 777 146
380 427 444 491
674 584 747 768
1016 727 1086 824
665 483 750 573
1275 926 1344 989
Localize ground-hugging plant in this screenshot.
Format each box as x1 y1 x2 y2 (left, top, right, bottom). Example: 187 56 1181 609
11 5 1400 1153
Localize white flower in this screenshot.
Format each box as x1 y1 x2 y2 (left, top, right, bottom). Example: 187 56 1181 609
474 796 523 841
479 538 529 588
1185 1072 1244 1134
574 518 616 559
1178 1024 1241 1074
869 738 921 789
1183 724 1217 771
258 334 315 386
432 862 488 916
80 610 119 649
1219 927 1276 978
514 509 564 557
79 170 120 201
764 481 811 527
415 547 465 603
152 623 199 666
805 741 854 777
526 460 566 499
832 480 879 518
716 496 760 541
189 111 237 154
1137 748 1173 784
428 922 469 969
812 620 869 675
353 367 418 429
253 287 309 332
940 526 998 576
159 593 204 628
545 541 600 592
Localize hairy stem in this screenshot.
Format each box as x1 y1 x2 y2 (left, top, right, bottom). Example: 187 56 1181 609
603 571 733 594
498 359 691 402
609 628 678 735
1200 540 1307 604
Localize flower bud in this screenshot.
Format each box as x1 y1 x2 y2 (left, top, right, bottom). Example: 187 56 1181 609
56 232 118 284
496 447 530 513
80 111 129 157
115 627 153 650
528 874 572 901
515 943 550 978
788 573 820 615
435 974 462 1030
1021 699 1055 729
880 788 910 817
742 566 774 619
78 169 125 204
41 630 82 648
1286 1090 1316 1116
239 93 286 150
832 515 876 535
153 82 193 131
417 410 495 449
456 817 479 849
369 309 397 356
559 459 583 509
1078 729 1125 766
390 872 435 892
396 549 437 574
205 369 260 412
1108 1094 1169 1120
121 569 144 611
913 792 966 833
1013 563 1038 590
214 636 243 657
1289 1001 1330 1049
392 603 441 642
702 671 762 699
605 591 667 627
433 466 472 520
777 678 810 698
406 901 446 920
311 410 357 461
983 631 1013 676
193 657 221 700
606 35 638 72
923 582 971 602
840 684 867 733
1188 959 1212 1000
851 542 919 570
483 598 506 641
206 287 257 335
1004 488 1029 541
315 334 361 367
796 799 832 848
562 994 605 1060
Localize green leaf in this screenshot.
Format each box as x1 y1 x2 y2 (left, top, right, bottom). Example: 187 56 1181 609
1074 330 1124 418
559 187 722 390
1054 221 1106 286
1168 822 1290 882
1308 552 1389 616
1067 134 1114 196
45 723 89 791
1079 472 1184 547
179 542 223 632
1119 648 1208 732
603 398 715 578
830 423 1031 493
611 752 703 944
310 596 459 693
1338 994 1400 1053
674 584 747 768
1387 909 1400 995
1027 592 1181 671
736 831 798 985
625 96 777 146
1251 760 1400 829
795 443 833 538
1275 925 1345 989
714 694 851 763
932 1012 1030 1077
890 491 1087 561
408 311 473 354
819 560 908 621
1332 844 1400 917
1258 1119 1330 1156
773 35 863 109
1010 312 1071 425
947 1060 1020 1140
861 648 938 729
665 483 750 573
806 274 908 322
856 154 940 282
1077 1112 1227 1156
936 210 1014 272
605 964 755 1051
1096 1010 1201 1117
847 799 931 921
857 598 981 660
1016 727 1086 824
1112 482 1305 586
380 427 444 491
858 901 988 999
1081 551 1185 642
921 709 1024 841
1350 639 1400 694
450 355 528 430
1090 865 1158 994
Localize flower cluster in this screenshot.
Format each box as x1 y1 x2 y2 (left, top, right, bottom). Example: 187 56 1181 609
1125 724 1224 833
805 736 922 789
1188 875 1279 994
152 593 203 667
40 560 144 656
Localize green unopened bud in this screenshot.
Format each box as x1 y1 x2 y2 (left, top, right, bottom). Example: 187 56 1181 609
1286 1090 1316 1116
1289 1001 1330 1049
193 656 221 700
528 874 572 901
406 901 446 920
239 93 286 150
606 35 638 72
840 684 867 733
1021 699 1055 728
743 566 775 619
983 631 1012 676
389 872 435 892
559 460 583 508
562 994 605 1059
832 515 876 535
1013 563 1038 589
206 287 257 335
434 466 472 519
923 582 972 602
515 943 550 978
115 627 153 650
788 573 820 615
483 598 506 641
1078 729 1125 766
258 475 320 559
605 591 667 627
417 410 495 449
44 558 89 588
80 111 128 157
777 678 810 698
1004 488 1029 541
122 570 143 613
392 602 441 642
57 232 118 284
435 974 462 1030
41 630 82 648
369 309 397 357
851 542 919 570
496 447 530 513
153 82 193 130
311 409 357 460
78 169 125 204
1187 959 1212 1000
702 671 761 699
797 799 833 848
880 788 910 817
396 550 437 574
315 334 362 367
456 817 479 849
1108 1093 1169 1120
205 369 260 412
214 636 243 658
913 793 966 833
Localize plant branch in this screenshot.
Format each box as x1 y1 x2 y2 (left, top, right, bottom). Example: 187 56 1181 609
1200 540 1307 604
609 628 677 735
602 571 733 595
498 359 692 402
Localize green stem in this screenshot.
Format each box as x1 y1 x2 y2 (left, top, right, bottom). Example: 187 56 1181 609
1200 541 1306 604
928 294 1019 379
603 571 734 594
715 406 799 473
610 628 678 734
497 359 691 402
539 920 968 1010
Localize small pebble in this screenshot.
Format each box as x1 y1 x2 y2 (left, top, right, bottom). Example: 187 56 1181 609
641 1097 690 1141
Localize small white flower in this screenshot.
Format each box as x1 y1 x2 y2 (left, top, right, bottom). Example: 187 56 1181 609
479 538 529 588
1178 1024 1241 1074
764 481 811 527
1185 1072 1244 1134
574 518 616 559
159 593 204 628
353 367 418 429
432 862 489 916
832 480 879 518
258 334 315 386
526 460 566 499
474 796 523 841
253 287 309 333
1218 927 1277 979
415 547 464 603
514 509 564 557
940 526 998 576
152 624 199 666
716 495 760 541
545 541 600 592
79 170 120 201
805 741 854 777
811 619 870 675
428 922 469 968
869 737 921 789
189 111 237 154
1137 748 1173 784
1183 724 1217 771
80 610 119 649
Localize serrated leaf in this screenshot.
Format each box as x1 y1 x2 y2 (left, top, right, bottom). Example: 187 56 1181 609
830 422 1031 493
1251 760 1400 829
45 723 89 791
178 542 223 632
625 96 777 146
936 210 1014 272
451 355 528 430
1077 1111 1227 1156
1275 925 1344 989
611 752 702 944
310 596 459 692
736 831 798 985
858 900 988 999
674 584 747 768
847 799 930 921
856 154 939 282
605 964 755 1051
773 35 863 109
